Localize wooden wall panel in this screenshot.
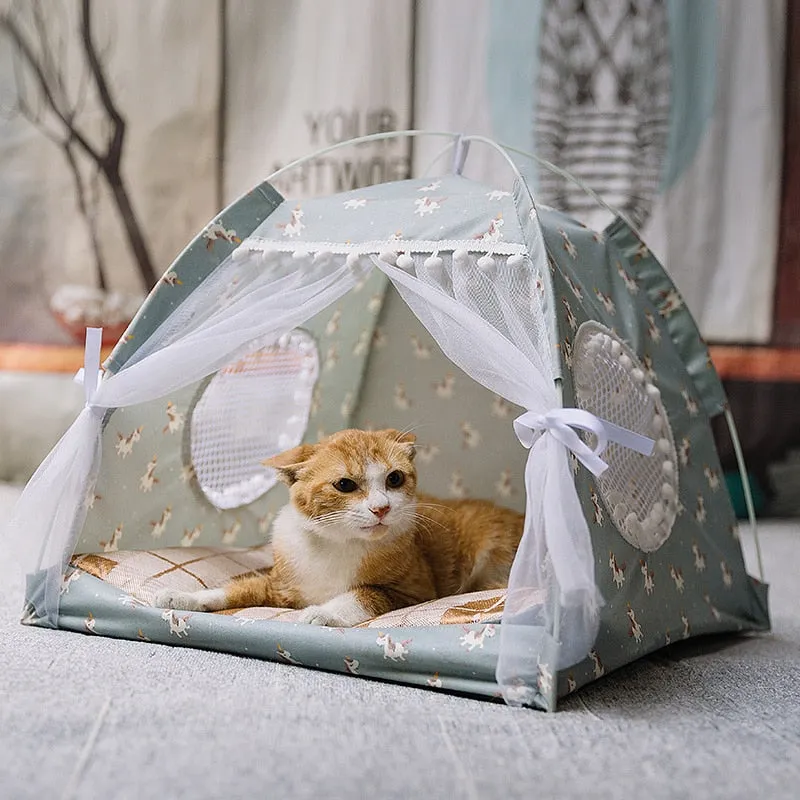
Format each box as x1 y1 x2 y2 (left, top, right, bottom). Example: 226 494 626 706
773 0 800 345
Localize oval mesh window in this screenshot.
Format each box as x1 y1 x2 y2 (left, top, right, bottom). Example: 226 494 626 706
572 322 679 551
190 330 319 510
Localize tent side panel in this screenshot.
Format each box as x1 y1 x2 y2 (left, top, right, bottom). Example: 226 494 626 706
541 214 769 703
106 182 284 374
77 269 389 555
605 217 728 419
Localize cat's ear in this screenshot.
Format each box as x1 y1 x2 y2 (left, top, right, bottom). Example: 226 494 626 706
380 429 417 461
262 444 316 485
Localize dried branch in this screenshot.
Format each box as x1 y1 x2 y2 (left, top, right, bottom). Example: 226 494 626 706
72 55 91 121
62 137 107 291
91 2 115 67
1 0 158 291
80 0 123 171
0 10 101 162
8 25 66 143
31 2 57 92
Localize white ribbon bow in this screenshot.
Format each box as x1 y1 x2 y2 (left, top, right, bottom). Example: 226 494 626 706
513 407 655 476
73 327 104 409
497 406 656 678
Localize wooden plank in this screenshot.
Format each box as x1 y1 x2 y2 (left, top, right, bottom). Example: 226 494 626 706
709 345 800 382
773 0 800 344
0 343 114 373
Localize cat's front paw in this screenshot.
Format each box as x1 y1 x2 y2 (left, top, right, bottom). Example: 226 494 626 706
152 587 226 612
298 605 351 627
152 589 204 612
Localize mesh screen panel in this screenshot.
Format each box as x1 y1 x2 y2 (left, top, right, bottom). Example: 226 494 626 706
191 330 319 509
573 322 678 551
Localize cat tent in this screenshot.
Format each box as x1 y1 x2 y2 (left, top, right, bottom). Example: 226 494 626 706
7 133 769 711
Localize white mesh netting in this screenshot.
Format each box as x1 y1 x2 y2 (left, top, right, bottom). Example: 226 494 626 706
191 329 319 510
376 244 604 694
572 322 678 551
379 247 552 379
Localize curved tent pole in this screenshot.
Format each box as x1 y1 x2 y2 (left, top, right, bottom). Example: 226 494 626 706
498 144 641 235
498 142 766 584
501 146 765 582
420 139 459 177
264 129 633 235
264 127 634 232
502 147 765 584
458 134 526 186
262 129 545 200
724 408 765 581
410 133 642 235
264 130 461 185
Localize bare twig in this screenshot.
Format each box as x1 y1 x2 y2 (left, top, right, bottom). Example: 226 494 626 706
0 0 158 291
62 138 107 291
80 0 123 171
0 10 101 162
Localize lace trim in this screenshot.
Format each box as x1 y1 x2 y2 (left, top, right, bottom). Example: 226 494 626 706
234 237 528 258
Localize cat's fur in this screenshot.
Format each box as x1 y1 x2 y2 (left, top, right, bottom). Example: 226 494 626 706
154 428 523 627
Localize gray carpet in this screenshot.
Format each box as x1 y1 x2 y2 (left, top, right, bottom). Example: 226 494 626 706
1 482 799 800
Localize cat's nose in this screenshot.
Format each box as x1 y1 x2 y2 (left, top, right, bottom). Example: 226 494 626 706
369 504 390 520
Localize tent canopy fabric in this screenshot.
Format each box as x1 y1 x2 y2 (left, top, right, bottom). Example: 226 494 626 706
7 137 768 710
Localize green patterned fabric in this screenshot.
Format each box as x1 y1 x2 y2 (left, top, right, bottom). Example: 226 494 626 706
351 287 528 513
33 567 502 703
79 268 388 555
540 208 768 704
106 182 285 375
30 173 768 712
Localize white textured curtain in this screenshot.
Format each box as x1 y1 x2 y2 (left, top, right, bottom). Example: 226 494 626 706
643 0 785 343
413 0 785 344
224 0 414 203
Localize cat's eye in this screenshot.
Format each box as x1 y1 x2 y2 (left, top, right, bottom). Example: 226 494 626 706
386 470 405 489
333 478 358 493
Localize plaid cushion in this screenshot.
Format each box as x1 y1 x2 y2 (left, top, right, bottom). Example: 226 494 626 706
72 545 274 605
71 546 507 628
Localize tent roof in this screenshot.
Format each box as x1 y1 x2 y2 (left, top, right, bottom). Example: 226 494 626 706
243 175 528 255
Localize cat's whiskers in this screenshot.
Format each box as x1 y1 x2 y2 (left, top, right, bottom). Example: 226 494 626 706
311 511 354 528
389 423 429 459
410 506 453 531
413 501 452 513
313 508 397 537
401 514 436 536
410 518 446 539
393 422 425 441
397 508 448 533
312 509 350 521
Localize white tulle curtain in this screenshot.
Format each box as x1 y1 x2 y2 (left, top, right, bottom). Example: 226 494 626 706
7 250 360 626
8 235 606 706
377 254 602 704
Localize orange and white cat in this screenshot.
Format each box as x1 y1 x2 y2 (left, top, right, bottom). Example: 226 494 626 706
154 429 523 627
